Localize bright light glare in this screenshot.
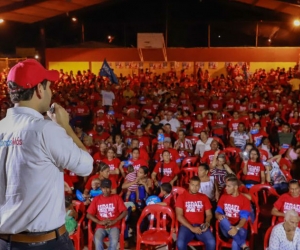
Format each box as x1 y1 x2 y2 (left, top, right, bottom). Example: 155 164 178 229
294 19 300 27
268 39 271 42
35 55 39 59
108 35 111 39
72 17 77 22
0 19 4 24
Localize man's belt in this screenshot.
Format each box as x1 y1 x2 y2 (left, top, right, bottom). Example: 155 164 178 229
0 225 66 243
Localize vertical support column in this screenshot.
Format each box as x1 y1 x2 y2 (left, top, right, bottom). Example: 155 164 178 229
40 25 46 67
208 24 210 48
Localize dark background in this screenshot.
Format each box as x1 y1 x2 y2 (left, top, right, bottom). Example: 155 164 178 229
0 0 299 54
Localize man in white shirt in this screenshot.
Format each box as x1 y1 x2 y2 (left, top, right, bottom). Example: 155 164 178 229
160 110 180 133
101 84 115 107
0 59 93 250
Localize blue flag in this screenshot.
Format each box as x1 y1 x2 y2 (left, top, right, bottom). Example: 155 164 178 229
99 59 118 84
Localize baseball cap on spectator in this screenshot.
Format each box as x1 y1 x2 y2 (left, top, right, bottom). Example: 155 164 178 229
97 109 104 113
163 137 171 143
100 179 112 188
7 59 59 89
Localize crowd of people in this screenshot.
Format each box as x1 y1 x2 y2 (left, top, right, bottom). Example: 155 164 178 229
1 62 300 250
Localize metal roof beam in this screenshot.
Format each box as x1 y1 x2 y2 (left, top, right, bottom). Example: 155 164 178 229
0 0 48 14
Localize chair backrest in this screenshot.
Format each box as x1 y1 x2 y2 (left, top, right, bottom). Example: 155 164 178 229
172 186 186 203
212 137 225 149
181 157 199 168
281 169 292 182
249 184 279 206
263 226 274 250
138 204 175 231
259 149 269 162
72 200 86 214
180 167 198 187
224 147 241 161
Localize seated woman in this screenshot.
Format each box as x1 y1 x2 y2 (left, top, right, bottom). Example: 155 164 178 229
241 148 265 188
269 209 300 250
83 162 118 205
194 131 214 158
152 150 180 188
198 163 219 204
210 151 235 192
265 161 288 195
122 166 152 205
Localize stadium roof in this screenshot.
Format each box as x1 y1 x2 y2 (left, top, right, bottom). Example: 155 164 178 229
0 0 108 23
233 0 300 16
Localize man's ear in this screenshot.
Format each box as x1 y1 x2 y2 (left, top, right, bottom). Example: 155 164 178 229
35 83 43 99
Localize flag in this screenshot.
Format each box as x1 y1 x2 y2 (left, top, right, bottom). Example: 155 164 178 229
99 58 118 84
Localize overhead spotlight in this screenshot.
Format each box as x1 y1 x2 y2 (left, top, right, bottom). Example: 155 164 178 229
72 17 77 22
0 19 4 24
268 38 271 42
294 19 300 27
107 35 114 43
35 55 39 59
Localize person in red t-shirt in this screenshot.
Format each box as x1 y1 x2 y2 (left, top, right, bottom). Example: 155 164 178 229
241 148 265 188
152 150 180 187
119 148 148 177
249 122 268 147
176 176 215 250
229 111 243 133
271 180 300 226
87 179 127 250
190 113 208 137
215 176 251 250
102 147 120 183
154 137 181 166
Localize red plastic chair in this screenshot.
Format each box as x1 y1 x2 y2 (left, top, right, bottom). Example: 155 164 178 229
259 149 269 162
213 137 225 149
263 226 274 250
249 184 280 233
179 167 198 187
216 219 254 250
88 217 126 250
224 147 242 172
136 204 175 250
181 156 199 168
281 169 293 182
69 200 86 250
172 186 186 203
271 215 279 226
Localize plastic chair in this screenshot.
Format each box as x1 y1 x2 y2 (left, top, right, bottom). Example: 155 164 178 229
216 219 254 250
224 147 241 172
249 184 280 233
213 137 225 149
271 215 279 226
181 156 199 168
88 217 126 250
172 186 186 203
179 167 198 187
136 204 175 250
263 226 274 250
69 200 86 250
281 169 293 182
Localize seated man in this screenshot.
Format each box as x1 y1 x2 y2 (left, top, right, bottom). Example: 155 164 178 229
269 209 300 250
87 179 128 250
215 176 251 250
271 179 300 226
175 176 216 250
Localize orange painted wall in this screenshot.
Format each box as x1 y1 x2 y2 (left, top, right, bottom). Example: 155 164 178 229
45 47 300 67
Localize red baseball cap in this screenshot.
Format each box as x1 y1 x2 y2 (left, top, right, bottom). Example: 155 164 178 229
7 59 59 89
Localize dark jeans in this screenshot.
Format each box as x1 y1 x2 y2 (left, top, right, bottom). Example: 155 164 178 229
219 218 247 250
177 224 216 250
0 232 74 250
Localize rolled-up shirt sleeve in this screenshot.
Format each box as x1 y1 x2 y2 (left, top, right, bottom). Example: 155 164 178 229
42 122 93 176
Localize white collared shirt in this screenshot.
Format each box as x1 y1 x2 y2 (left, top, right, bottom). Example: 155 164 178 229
0 107 93 233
